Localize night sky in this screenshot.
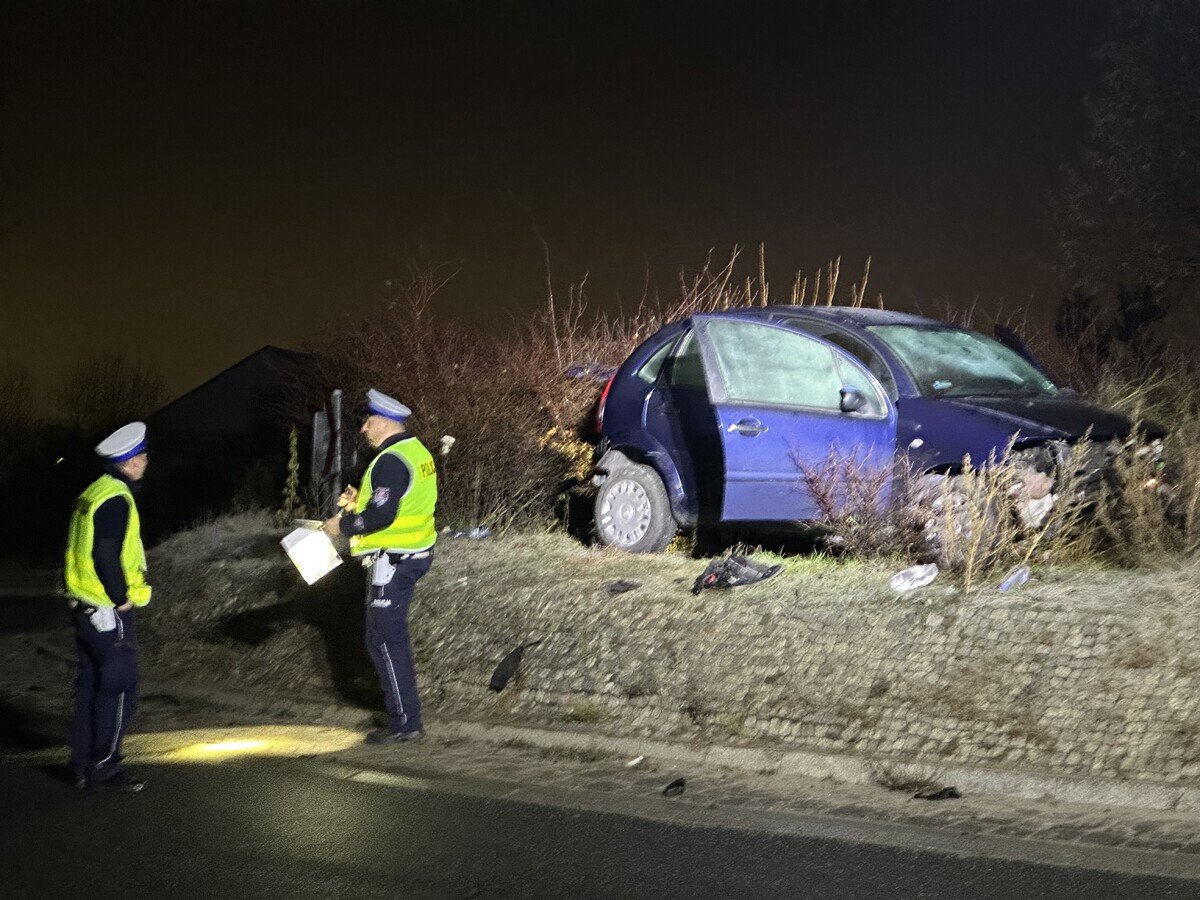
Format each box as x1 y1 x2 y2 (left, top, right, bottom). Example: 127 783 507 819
1 1 1109 405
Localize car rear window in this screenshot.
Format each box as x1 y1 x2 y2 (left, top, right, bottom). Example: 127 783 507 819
636 340 674 384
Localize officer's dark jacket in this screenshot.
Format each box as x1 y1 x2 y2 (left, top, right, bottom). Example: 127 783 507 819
92 466 142 606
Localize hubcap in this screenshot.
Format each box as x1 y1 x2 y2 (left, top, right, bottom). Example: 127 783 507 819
598 478 653 546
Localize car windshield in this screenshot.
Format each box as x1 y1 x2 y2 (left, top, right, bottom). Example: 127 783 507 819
866 325 1058 398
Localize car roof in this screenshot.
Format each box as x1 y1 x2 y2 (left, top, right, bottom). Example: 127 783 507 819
759 305 945 327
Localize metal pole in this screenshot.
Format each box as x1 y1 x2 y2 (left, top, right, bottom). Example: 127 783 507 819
331 388 342 511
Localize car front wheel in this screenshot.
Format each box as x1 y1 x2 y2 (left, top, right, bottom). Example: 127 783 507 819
594 463 677 552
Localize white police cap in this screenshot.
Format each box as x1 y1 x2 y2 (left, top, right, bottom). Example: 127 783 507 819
366 389 411 422
95 422 148 462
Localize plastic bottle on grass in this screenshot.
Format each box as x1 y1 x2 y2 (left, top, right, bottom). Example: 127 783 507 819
998 565 1031 593
890 563 939 593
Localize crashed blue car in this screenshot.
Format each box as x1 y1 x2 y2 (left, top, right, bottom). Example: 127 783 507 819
592 306 1162 552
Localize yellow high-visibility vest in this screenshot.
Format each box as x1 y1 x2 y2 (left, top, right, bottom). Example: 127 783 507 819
64 475 152 608
350 437 438 555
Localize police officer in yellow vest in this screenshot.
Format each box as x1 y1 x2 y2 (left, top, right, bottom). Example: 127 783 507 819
323 389 436 744
63 422 152 791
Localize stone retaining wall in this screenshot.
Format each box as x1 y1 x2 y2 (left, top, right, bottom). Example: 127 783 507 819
149 520 1200 785
411 537 1200 784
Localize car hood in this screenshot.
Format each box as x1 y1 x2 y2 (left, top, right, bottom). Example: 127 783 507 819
943 394 1166 442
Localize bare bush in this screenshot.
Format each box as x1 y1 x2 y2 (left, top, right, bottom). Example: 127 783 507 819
506 248 759 484
0 361 31 436
1054 353 1200 566
303 263 561 532
795 449 927 560
797 439 1099 588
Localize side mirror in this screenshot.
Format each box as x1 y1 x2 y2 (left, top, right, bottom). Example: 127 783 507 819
840 386 867 414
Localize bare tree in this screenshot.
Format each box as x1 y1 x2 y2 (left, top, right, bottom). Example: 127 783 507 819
1052 1 1200 298
0 361 31 437
58 353 166 438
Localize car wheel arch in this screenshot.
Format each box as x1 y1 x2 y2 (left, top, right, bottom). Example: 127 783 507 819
596 446 693 528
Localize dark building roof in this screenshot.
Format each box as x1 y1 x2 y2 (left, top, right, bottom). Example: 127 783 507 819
149 345 308 435
143 345 309 538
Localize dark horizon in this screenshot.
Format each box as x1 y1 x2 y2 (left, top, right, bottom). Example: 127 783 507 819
1 0 1111 406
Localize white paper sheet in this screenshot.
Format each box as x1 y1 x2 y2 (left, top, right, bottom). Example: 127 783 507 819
280 527 343 585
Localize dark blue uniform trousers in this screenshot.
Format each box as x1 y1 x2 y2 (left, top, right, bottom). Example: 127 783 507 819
365 554 432 734
70 606 139 781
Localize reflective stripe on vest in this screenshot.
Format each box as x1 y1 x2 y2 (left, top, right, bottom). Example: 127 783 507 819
349 437 438 556
64 475 152 608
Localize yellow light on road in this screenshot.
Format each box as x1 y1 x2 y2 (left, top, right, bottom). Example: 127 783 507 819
193 740 268 755
130 726 362 764
4 725 363 768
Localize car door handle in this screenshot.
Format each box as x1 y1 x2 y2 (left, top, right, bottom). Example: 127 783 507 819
728 418 767 437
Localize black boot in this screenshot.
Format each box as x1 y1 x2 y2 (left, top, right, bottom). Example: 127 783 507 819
93 770 145 792
364 727 425 745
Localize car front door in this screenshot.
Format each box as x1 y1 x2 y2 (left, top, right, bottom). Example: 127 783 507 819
691 315 898 522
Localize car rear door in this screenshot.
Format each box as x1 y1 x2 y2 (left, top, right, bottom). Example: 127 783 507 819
691 315 898 522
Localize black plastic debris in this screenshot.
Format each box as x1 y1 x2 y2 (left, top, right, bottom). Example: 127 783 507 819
914 786 961 801
691 554 782 595
488 640 543 692
605 579 641 595
662 777 686 797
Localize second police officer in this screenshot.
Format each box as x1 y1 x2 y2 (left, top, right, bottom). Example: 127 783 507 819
63 421 153 791
324 389 437 744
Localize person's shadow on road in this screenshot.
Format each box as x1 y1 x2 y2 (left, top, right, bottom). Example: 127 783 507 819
217 565 382 712
0 699 80 786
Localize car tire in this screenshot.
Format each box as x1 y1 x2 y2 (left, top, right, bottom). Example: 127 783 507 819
594 463 677 553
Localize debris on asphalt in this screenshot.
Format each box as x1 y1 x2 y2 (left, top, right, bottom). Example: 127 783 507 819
488 639 543 692
691 555 782 595
914 785 961 801
439 434 457 457
998 564 1031 593
662 777 686 797
889 563 939 593
605 579 641 595
625 755 646 769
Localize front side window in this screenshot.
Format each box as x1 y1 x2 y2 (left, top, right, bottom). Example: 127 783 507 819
779 320 897 398
704 319 859 411
867 325 1057 398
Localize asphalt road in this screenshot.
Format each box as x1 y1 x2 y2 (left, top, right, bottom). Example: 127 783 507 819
0 596 66 634
1 753 1196 899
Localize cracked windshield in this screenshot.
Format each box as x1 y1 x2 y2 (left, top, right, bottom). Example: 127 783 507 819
867 325 1059 398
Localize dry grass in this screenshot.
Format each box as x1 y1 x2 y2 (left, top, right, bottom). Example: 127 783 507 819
1035 341 1200 567
926 441 1095 590
568 701 608 724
